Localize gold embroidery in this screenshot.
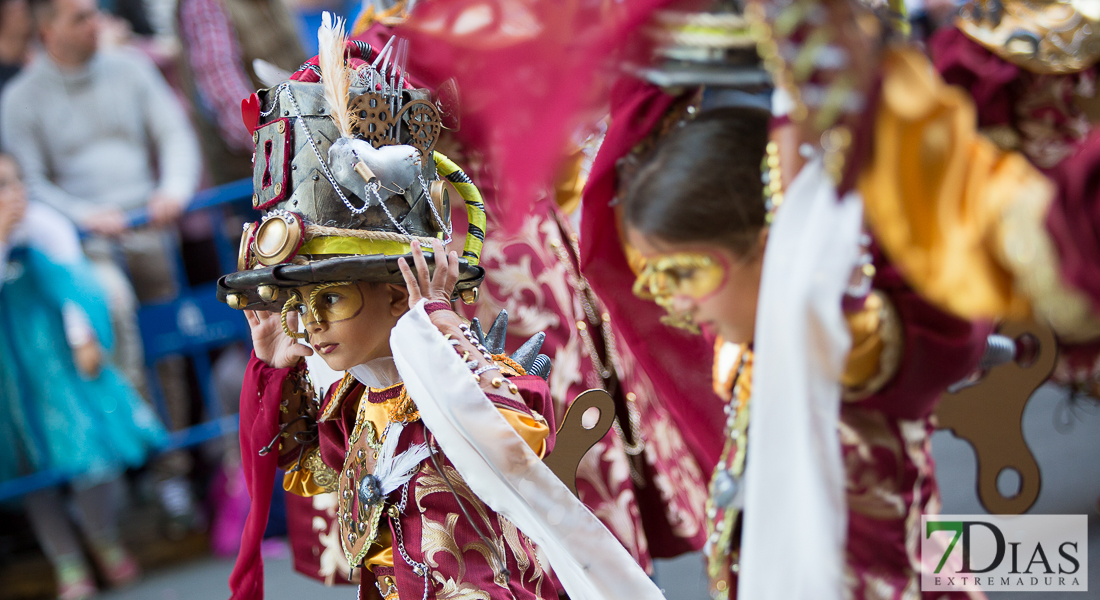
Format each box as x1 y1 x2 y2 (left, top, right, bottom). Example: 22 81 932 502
498 516 530 578
432 575 491 600
387 387 421 423
312 492 354 585
415 464 493 526
304 447 339 492
416 463 515 591
320 372 357 422
839 407 907 520
462 534 509 589
995 178 1100 342
420 511 463 569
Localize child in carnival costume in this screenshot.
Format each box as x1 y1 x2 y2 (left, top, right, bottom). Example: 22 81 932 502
610 0 1097 598
595 1 1061 598
221 15 664 600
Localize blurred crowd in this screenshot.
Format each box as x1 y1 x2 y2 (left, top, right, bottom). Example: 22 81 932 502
0 0 349 598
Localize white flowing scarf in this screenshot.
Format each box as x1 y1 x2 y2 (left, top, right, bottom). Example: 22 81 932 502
390 301 665 600
738 157 862 600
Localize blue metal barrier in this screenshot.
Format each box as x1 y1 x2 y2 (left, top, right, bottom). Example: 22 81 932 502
0 178 255 502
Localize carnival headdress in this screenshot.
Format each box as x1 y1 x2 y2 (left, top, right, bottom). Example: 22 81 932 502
633 2 771 110
957 0 1100 74
218 13 485 312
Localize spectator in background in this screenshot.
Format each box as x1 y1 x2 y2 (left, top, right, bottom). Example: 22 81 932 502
177 0 305 184
0 152 167 600
0 0 203 534
0 0 31 90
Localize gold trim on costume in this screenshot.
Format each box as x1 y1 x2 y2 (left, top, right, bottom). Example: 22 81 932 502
339 397 387 568
842 291 905 401
957 1 1100 75
320 372 357 422
995 178 1100 342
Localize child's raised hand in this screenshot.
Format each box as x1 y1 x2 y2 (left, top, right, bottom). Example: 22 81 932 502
398 239 459 311
245 308 313 369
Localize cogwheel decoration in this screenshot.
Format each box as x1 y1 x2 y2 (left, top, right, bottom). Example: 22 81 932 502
397 99 442 157
349 92 399 147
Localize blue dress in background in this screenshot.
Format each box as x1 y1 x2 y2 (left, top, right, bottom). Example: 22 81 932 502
0 203 166 484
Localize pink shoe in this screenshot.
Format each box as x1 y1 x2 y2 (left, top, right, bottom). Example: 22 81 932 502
55 555 96 600
89 540 141 588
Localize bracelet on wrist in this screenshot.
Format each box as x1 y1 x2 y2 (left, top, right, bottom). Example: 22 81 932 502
424 301 452 315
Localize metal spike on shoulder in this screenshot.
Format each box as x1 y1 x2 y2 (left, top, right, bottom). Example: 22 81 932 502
469 318 485 345
485 310 508 355
510 332 546 373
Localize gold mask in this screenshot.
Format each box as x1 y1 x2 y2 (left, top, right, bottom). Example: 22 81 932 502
281 282 365 338
632 253 727 332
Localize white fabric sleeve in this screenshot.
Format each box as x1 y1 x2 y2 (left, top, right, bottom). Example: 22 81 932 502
391 301 665 600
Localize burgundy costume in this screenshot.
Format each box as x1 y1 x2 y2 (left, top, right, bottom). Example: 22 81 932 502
233 355 557 600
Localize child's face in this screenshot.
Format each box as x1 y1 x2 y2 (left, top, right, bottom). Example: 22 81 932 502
627 226 764 345
292 281 408 371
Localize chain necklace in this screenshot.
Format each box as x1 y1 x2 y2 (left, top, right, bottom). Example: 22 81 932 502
704 346 753 600
548 233 616 380
547 222 644 459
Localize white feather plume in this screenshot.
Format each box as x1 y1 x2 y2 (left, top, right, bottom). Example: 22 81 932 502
317 11 352 138
373 422 431 495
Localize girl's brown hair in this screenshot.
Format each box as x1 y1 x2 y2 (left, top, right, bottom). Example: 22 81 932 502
622 107 771 256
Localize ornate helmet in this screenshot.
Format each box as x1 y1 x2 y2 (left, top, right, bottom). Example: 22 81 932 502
218 15 485 312
632 2 771 109
957 0 1100 74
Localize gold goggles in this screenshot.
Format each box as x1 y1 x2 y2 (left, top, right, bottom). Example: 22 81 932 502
280 282 365 339
632 253 726 303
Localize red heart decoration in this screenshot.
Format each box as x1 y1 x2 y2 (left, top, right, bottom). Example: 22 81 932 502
241 93 261 133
